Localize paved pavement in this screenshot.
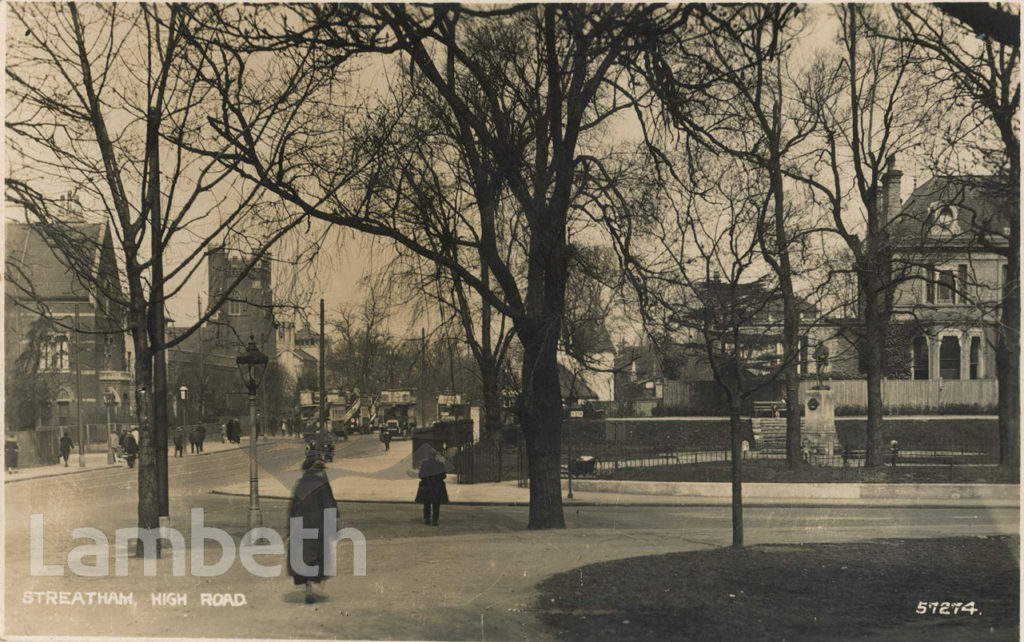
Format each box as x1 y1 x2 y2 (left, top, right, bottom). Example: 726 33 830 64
3 435 291 483
208 434 1019 509
8 433 1019 508
4 433 1018 640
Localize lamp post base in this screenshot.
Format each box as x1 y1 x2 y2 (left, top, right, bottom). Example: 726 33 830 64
247 508 262 529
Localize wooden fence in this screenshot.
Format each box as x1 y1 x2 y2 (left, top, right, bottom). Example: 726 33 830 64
799 379 999 412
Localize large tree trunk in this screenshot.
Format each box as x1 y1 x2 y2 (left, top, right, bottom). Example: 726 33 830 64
131 328 160 557
518 329 565 530
998 214 1020 470
481 360 503 435
862 282 885 467
729 399 744 548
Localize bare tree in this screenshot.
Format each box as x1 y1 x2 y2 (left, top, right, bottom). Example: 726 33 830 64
638 4 818 468
614 151 801 547
189 4 694 529
785 5 934 466
889 3 1019 469
5 3 310 552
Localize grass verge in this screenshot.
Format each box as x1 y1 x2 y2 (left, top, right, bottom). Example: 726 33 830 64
536 536 1019 641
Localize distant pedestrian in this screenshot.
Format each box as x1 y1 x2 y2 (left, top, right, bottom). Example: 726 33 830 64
173 427 186 458
59 432 74 467
415 447 449 526
289 454 338 604
189 426 205 454
890 440 899 468
123 430 138 469
382 430 391 452
6 438 19 473
800 440 810 465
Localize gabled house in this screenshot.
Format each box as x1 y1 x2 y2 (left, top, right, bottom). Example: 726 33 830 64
889 174 1011 380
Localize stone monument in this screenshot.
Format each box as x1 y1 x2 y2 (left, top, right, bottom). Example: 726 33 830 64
804 342 837 457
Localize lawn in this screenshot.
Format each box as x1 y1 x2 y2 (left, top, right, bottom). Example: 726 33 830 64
608 461 1020 484
536 536 1019 641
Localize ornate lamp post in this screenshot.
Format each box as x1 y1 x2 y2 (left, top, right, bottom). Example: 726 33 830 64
178 385 189 432
102 391 118 465
236 335 269 528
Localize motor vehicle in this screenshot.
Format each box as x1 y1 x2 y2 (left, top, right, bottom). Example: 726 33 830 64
382 419 403 441
304 431 336 461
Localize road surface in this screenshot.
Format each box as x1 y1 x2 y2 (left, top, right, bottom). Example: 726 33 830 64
5 434 1018 640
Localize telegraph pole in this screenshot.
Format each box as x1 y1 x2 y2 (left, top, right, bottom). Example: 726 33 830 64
319 299 327 446
75 304 85 468
197 293 204 423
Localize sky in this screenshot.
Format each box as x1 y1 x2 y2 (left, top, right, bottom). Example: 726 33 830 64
4 3 993 348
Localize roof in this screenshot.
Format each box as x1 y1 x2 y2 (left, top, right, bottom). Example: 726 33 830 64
692 278 816 317
893 176 1015 245
6 221 105 301
558 363 599 401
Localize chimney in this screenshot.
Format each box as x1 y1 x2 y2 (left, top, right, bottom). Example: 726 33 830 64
58 191 86 224
880 154 903 222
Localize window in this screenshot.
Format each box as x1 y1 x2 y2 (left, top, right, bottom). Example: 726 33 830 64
939 336 961 380
957 265 968 304
932 205 961 236
39 334 70 372
56 402 70 426
936 271 955 303
969 336 981 379
252 279 261 290
55 388 72 426
925 267 935 303
912 336 929 380
227 299 244 316
103 335 114 370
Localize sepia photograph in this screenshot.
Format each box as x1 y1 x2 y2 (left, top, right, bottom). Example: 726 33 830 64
3 3 1019 640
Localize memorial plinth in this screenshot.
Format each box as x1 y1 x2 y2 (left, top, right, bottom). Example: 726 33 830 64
803 387 837 456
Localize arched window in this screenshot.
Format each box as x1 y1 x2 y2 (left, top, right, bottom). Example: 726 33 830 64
912 336 929 380
932 205 961 236
969 336 981 379
939 336 961 380
55 388 73 426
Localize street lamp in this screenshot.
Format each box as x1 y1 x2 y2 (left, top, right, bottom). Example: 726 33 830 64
102 391 118 465
178 385 189 433
236 335 269 528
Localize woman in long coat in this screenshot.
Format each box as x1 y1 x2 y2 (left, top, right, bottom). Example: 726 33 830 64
289 455 338 604
415 448 449 526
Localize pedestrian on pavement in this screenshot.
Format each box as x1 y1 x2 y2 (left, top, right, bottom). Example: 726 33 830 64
6 437 20 473
415 446 449 526
59 432 74 467
890 440 899 468
173 427 186 458
123 430 138 469
382 430 391 452
289 453 338 604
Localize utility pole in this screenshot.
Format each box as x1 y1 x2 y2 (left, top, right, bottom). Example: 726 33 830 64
319 299 327 447
197 293 204 423
75 304 85 468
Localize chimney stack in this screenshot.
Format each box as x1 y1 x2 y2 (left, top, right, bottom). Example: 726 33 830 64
880 154 903 222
